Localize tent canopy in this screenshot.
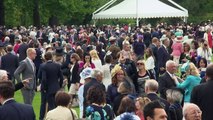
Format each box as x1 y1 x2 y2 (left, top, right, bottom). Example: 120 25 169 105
93 0 188 19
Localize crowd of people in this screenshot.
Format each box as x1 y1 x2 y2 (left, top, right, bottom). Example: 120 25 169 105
0 21 213 120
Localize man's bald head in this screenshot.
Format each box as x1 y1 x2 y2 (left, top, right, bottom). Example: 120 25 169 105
183 103 202 120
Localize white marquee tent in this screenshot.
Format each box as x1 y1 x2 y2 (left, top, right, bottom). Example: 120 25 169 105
92 0 188 26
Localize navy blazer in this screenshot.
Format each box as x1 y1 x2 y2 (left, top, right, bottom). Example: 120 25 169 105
157 46 170 70
158 72 176 99
0 99 35 120
1 52 19 78
17 43 28 62
41 61 63 94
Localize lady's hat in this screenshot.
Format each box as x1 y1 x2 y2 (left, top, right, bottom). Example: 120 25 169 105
180 61 190 73
109 36 116 42
175 36 183 42
160 35 168 42
80 67 93 83
45 44 53 51
111 64 122 78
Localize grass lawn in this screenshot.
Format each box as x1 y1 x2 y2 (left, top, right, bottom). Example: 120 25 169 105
14 90 79 120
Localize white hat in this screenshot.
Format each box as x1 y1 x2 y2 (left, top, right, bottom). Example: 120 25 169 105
160 35 168 42
175 36 183 42
80 68 93 83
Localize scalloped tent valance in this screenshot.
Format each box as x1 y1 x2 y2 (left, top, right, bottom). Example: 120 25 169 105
92 0 188 25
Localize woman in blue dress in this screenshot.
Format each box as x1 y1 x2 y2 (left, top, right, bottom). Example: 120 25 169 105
173 62 201 103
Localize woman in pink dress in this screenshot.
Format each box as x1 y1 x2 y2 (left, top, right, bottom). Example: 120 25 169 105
171 36 183 65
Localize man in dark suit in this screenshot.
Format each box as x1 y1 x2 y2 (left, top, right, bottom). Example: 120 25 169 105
0 81 35 120
1 45 19 82
14 48 37 105
33 43 43 85
145 79 170 113
41 52 64 114
17 37 29 62
149 37 159 80
191 64 213 120
157 36 170 75
158 60 177 100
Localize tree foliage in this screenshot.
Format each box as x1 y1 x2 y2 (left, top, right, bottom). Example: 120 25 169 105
1 0 213 26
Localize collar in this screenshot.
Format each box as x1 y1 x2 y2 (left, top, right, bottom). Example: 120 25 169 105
152 43 157 46
167 71 174 78
27 57 33 63
162 44 167 49
2 98 14 105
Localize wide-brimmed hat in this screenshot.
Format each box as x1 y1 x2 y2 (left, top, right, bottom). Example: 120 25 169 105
109 36 116 41
80 67 93 83
160 35 168 42
111 64 122 78
175 36 183 42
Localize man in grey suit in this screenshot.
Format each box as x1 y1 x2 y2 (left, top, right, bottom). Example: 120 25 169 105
14 48 37 105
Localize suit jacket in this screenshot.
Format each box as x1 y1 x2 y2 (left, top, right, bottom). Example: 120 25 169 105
149 43 158 66
17 43 28 62
147 93 170 114
191 80 213 120
0 99 35 120
1 52 19 78
158 72 176 99
157 46 170 72
70 62 80 84
41 61 63 94
34 48 43 71
14 58 36 90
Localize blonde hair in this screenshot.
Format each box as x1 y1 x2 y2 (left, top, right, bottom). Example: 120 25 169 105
186 63 200 76
27 48 35 57
137 60 147 70
135 97 151 110
89 49 100 60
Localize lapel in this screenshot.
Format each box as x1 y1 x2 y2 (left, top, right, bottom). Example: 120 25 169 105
165 72 176 86
26 58 34 73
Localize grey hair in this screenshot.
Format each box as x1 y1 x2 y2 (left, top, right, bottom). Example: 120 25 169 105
0 70 7 81
183 103 201 118
166 89 183 103
145 79 158 92
166 60 176 68
91 68 103 78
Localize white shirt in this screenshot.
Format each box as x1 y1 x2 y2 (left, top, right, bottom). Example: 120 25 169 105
78 85 84 118
2 98 14 105
92 59 102 70
102 63 112 88
145 56 155 70
45 106 76 120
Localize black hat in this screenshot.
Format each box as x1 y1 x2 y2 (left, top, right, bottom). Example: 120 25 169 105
54 47 65 56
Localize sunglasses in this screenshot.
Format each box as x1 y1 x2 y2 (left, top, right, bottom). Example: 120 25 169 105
137 63 144 65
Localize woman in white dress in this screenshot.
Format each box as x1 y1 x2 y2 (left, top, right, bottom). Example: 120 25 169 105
145 48 156 79
89 49 102 69
102 52 113 88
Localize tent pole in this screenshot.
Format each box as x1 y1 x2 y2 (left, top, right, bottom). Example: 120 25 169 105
183 17 187 23
136 18 139 27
